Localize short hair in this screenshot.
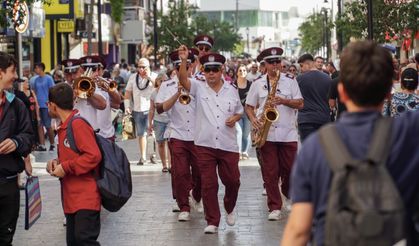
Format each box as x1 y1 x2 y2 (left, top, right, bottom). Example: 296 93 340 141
314 56 324 61
48 83 74 110
340 41 393 107
0 52 17 71
122 63 128 69
298 54 314 63
400 68 418 91
35 62 46 71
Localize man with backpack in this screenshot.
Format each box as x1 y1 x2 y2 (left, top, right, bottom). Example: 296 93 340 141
282 41 419 246
46 83 102 245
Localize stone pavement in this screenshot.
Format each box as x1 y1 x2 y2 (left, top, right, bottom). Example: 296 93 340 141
13 140 288 246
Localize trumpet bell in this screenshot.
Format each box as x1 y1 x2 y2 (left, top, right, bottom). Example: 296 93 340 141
74 77 96 99
179 94 191 105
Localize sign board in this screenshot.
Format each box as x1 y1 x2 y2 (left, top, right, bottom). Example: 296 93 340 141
122 20 145 44
57 20 75 33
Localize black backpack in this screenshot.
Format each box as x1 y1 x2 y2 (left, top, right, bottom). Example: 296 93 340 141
67 116 132 212
318 117 405 246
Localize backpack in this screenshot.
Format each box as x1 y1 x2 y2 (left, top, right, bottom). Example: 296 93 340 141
66 115 132 212
318 117 405 246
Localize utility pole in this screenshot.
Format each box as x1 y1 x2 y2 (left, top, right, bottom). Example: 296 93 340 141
87 0 94 55
235 0 239 31
325 9 329 61
153 0 158 69
98 0 103 56
367 0 373 40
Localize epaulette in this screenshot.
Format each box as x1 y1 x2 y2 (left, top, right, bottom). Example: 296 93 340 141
166 80 176 87
231 83 238 89
285 73 295 80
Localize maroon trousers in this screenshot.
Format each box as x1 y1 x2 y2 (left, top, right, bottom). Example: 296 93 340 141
195 146 240 226
169 139 201 212
259 141 297 211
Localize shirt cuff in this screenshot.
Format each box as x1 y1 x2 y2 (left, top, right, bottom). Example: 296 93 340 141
11 138 19 149
60 160 73 175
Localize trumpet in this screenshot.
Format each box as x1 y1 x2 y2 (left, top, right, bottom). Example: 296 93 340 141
178 89 191 105
73 68 96 99
95 77 118 92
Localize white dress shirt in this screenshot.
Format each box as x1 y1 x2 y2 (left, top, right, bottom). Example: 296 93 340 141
96 90 115 138
246 73 303 142
126 72 157 112
155 78 195 141
190 79 243 153
74 87 106 130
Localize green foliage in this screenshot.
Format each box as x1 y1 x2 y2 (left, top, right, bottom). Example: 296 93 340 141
110 0 124 23
147 0 241 59
336 0 418 45
298 12 333 54
233 42 245 56
0 0 52 29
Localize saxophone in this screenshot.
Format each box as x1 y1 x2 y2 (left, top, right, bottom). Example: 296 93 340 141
251 71 280 148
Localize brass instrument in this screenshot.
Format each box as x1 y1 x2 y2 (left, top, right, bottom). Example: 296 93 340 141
251 71 280 148
178 89 191 105
73 68 96 99
96 77 118 92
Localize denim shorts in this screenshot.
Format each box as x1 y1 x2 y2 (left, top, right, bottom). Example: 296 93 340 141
132 111 149 137
153 120 168 143
39 108 51 128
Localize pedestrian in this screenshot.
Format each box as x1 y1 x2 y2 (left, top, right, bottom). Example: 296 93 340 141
32 62 56 151
282 40 419 246
297 54 332 141
148 74 171 172
246 62 261 82
124 58 157 165
233 64 253 160
46 83 102 245
288 64 298 77
0 51 34 245
178 46 243 234
314 56 324 71
246 47 303 221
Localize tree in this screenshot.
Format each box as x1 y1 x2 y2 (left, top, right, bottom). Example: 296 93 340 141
298 12 333 55
335 0 418 46
147 0 241 60
109 0 124 23
0 0 51 29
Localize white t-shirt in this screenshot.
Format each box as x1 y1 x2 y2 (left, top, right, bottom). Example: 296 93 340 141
190 79 243 153
74 87 106 130
125 72 157 112
155 78 196 141
150 89 170 123
246 73 303 142
96 90 115 138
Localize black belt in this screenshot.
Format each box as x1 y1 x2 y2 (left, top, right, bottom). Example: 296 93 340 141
0 174 18 184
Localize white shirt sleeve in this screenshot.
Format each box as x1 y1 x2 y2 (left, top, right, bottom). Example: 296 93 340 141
126 74 135 92
155 86 167 104
189 79 199 97
245 81 259 107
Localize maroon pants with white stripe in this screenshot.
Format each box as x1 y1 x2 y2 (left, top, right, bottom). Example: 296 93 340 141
259 141 298 211
169 139 201 212
195 146 240 226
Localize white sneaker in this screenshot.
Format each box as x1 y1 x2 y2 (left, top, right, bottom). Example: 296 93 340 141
63 217 67 226
189 190 203 212
262 188 267 196
178 211 190 221
268 210 281 221
195 201 204 213
172 203 180 212
226 212 235 226
204 225 218 234
284 199 292 213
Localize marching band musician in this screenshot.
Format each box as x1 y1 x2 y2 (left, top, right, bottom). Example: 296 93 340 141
178 45 243 234
124 58 157 165
62 59 82 85
245 47 304 221
155 48 202 222
193 35 214 81
93 56 122 142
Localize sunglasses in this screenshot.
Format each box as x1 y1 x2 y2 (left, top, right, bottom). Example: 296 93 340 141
198 45 210 52
289 69 296 72
282 65 287 68
204 66 221 73
265 59 280 65
138 66 147 69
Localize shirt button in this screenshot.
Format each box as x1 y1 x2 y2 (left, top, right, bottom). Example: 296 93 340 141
217 115 219 118
217 127 219 129
187 120 189 123
217 105 219 107
216 137 218 140
186 111 189 113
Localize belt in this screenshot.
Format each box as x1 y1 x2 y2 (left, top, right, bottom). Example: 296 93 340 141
0 174 18 184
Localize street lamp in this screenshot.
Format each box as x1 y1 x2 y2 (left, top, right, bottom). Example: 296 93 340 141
321 7 331 61
245 27 249 54
153 0 158 69
366 0 373 40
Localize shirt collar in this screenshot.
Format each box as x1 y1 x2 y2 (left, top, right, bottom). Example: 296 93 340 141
338 111 382 125
59 109 79 130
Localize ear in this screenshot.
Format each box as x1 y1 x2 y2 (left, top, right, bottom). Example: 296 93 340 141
338 82 349 104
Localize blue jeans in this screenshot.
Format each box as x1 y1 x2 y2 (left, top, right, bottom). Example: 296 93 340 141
236 114 252 153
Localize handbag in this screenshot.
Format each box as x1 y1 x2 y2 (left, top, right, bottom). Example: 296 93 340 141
25 176 42 230
122 113 136 140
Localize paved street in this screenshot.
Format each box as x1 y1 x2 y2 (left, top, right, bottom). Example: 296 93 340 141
12 140 287 246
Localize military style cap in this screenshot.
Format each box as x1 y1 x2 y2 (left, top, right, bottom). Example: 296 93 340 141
62 59 81 73
194 35 214 48
169 48 197 64
80 55 106 68
257 47 284 62
199 53 226 67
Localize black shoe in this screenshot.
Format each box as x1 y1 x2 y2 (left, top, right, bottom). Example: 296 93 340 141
137 159 145 165
49 145 55 152
35 145 47 152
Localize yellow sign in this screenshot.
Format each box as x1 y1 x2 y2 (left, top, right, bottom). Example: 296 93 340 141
57 20 75 33
44 0 70 15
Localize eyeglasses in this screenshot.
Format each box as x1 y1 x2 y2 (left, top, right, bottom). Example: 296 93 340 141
198 45 210 52
289 69 296 72
204 66 221 73
265 59 280 65
138 66 147 69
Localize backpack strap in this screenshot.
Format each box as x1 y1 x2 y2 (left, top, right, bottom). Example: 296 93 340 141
319 124 354 171
366 117 393 165
66 115 92 154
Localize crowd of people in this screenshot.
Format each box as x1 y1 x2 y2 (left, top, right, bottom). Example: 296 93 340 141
0 33 418 245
